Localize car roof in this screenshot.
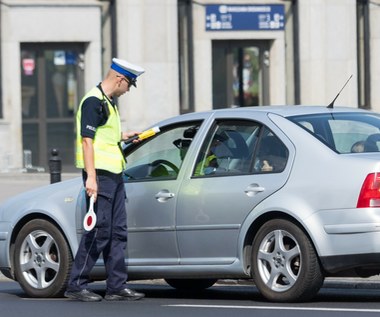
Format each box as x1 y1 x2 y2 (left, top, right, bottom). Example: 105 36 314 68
213 105 370 117
173 105 371 121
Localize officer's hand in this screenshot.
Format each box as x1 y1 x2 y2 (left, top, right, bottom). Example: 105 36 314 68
121 131 141 141
85 176 98 202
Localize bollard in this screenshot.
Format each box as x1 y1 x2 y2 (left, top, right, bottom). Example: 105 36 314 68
49 148 62 184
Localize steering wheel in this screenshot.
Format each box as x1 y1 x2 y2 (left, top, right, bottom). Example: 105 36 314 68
151 159 179 174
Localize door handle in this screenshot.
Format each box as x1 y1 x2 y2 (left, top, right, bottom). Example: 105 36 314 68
155 190 175 203
244 184 265 197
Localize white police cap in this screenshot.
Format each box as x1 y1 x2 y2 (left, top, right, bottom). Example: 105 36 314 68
111 58 145 87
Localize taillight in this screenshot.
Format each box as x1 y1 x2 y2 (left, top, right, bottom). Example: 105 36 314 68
357 173 380 208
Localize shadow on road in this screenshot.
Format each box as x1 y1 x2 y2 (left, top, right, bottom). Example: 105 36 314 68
2 280 380 304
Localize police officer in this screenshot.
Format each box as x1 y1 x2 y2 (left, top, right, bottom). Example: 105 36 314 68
65 58 145 302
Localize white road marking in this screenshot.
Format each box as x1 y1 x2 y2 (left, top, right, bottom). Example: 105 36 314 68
164 304 380 313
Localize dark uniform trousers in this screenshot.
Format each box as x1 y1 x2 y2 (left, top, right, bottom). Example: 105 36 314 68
67 170 128 294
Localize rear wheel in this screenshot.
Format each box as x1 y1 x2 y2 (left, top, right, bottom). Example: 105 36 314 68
252 219 324 302
14 219 72 297
165 278 217 290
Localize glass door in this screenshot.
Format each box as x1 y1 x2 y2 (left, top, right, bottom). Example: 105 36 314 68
212 40 270 109
21 43 84 172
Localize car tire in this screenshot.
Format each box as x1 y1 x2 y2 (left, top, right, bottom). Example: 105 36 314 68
14 219 72 298
165 278 217 290
251 219 324 302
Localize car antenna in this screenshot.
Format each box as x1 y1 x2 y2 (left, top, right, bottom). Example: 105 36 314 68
327 74 353 109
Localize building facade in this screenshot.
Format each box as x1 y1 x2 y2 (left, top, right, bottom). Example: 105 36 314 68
0 0 379 171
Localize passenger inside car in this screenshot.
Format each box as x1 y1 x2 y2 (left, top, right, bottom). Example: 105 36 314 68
351 140 378 153
255 134 288 173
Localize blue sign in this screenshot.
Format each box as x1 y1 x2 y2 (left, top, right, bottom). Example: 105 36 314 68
206 4 285 31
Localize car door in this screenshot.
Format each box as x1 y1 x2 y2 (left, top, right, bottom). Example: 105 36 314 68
123 121 202 266
176 119 291 265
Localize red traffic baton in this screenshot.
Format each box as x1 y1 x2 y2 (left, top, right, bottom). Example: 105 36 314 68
83 195 97 231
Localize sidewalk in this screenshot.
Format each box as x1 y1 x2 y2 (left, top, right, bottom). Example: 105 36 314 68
0 171 80 204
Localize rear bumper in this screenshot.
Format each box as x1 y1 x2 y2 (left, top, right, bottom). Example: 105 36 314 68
305 207 380 274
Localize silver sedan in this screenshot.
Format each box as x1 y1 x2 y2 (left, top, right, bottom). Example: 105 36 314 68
1 105 380 302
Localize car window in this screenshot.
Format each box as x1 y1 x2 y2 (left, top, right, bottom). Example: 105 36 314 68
253 127 289 173
289 112 380 154
124 122 201 181
330 120 379 153
193 120 260 177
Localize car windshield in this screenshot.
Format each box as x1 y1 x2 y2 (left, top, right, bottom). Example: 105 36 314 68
288 112 380 154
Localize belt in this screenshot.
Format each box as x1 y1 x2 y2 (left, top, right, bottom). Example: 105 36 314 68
82 169 123 181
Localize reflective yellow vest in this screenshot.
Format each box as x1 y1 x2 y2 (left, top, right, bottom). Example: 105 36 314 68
194 154 217 176
75 87 125 174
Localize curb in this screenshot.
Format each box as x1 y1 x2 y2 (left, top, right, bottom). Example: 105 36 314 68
218 277 380 289
323 277 380 290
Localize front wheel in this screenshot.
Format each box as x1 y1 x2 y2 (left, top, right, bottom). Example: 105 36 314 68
252 219 324 302
14 219 72 298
